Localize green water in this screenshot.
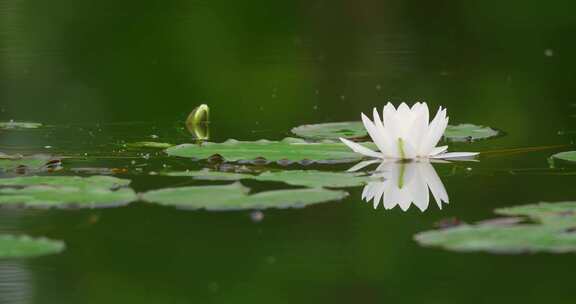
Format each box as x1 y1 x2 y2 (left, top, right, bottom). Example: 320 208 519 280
1 0 576 303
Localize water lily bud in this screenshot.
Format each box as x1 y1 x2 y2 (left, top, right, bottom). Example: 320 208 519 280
186 104 210 140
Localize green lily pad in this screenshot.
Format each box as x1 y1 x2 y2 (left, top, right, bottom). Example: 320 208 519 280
415 224 576 254
0 121 43 130
290 122 499 142
443 124 499 142
125 142 174 149
167 169 368 188
291 122 366 140
255 170 369 188
166 169 255 181
496 201 576 226
415 201 576 254
141 183 348 210
0 155 59 172
550 151 576 163
0 176 137 208
0 235 65 258
496 201 576 218
165 138 371 163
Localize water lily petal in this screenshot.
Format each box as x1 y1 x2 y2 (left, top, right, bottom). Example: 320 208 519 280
339 137 383 158
397 102 410 118
408 174 429 212
406 107 428 152
362 182 377 201
373 183 386 209
429 145 448 156
419 107 447 155
346 159 381 172
382 103 396 127
419 162 449 208
361 113 389 154
432 152 479 159
372 109 398 158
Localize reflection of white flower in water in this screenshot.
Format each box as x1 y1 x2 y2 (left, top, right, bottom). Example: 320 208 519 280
340 102 478 160
354 160 449 212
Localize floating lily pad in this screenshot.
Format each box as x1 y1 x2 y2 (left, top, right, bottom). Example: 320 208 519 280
496 201 576 226
443 124 499 142
0 235 65 258
254 170 368 188
415 224 576 254
125 142 174 149
0 158 47 171
550 151 576 164
0 176 137 208
0 122 43 130
165 138 371 163
141 183 348 210
166 169 369 188
415 201 576 254
290 122 499 142
0 155 59 172
291 122 366 140
166 169 254 181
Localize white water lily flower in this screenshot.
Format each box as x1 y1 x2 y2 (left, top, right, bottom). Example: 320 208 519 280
358 160 448 212
340 102 478 160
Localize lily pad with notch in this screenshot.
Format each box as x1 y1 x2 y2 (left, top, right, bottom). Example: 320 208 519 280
0 176 137 208
141 182 348 211
0 234 65 258
165 138 373 163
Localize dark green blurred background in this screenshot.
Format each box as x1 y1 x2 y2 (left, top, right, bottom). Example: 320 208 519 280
1 1 576 303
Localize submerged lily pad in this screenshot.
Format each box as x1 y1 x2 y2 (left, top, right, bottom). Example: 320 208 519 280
415 201 576 254
291 122 366 140
0 235 65 258
550 151 576 163
0 176 137 208
443 124 499 142
290 122 499 142
0 121 43 130
125 142 174 149
141 183 348 210
166 169 369 188
165 138 370 163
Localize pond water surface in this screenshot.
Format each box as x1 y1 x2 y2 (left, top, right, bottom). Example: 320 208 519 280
1 1 576 303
